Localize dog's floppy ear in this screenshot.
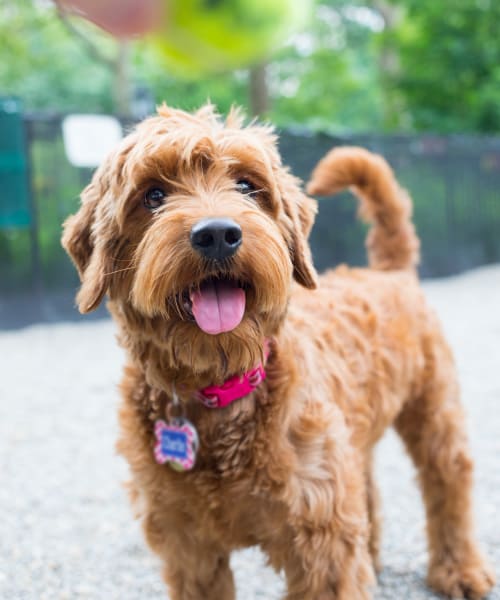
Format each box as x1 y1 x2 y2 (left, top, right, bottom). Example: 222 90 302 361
62 165 115 314
275 168 318 289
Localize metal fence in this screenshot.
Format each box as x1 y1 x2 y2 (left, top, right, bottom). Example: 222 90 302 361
280 131 500 276
1 112 500 327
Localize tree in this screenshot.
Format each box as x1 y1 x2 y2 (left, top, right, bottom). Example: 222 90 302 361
0 0 382 130
0 1 118 113
267 0 384 131
3 0 499 133
383 0 500 132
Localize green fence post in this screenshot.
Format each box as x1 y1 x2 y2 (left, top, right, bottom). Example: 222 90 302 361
0 97 42 296
0 97 31 227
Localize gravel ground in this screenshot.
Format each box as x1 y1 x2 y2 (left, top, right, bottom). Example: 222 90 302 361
1 265 499 599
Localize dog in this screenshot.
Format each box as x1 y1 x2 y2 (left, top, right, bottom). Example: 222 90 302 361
62 104 495 600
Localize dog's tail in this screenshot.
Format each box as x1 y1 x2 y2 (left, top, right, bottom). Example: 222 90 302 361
306 146 420 271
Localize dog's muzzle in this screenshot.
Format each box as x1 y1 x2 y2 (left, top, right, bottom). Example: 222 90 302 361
190 218 242 261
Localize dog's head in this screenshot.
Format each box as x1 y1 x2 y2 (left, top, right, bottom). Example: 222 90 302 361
62 104 317 377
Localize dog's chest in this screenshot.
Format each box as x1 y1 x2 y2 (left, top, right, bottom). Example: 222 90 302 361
173 402 285 544
183 392 272 478
181 473 286 547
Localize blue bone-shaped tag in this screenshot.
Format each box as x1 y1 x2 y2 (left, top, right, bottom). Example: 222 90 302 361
154 419 198 471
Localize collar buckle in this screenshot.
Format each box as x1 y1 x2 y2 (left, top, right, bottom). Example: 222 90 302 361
195 340 271 409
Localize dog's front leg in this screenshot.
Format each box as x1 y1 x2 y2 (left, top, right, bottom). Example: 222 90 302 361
143 510 235 600
278 410 375 600
161 550 235 600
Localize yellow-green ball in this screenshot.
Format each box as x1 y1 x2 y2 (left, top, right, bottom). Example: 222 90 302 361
149 0 312 76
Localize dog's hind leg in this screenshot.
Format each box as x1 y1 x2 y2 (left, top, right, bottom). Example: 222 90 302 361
394 338 495 599
365 452 382 574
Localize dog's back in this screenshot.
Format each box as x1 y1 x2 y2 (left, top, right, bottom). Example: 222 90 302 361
295 148 495 598
293 148 440 444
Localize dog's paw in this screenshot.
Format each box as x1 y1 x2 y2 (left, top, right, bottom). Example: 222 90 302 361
427 554 496 599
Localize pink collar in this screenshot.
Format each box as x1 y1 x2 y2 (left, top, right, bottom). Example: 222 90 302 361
193 341 270 409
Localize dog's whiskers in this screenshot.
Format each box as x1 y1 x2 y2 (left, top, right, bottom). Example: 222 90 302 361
175 294 185 320
246 187 265 198
104 265 136 276
167 292 187 321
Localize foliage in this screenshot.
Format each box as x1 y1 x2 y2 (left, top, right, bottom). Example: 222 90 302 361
132 43 249 115
0 1 382 131
0 1 117 113
269 1 384 131
1 0 500 132
383 0 500 132
1 1 500 293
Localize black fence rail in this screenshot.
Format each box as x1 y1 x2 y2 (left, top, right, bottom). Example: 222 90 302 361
280 131 500 276
1 112 500 326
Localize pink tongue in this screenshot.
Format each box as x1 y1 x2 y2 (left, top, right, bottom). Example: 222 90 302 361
190 280 246 335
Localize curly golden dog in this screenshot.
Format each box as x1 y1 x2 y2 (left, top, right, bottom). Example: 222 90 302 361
62 104 494 600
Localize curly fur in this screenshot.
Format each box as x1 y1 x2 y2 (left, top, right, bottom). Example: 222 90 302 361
62 104 495 600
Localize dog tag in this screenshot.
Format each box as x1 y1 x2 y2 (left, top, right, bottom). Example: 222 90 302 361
154 418 199 471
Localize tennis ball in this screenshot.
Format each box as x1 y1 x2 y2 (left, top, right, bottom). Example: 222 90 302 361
148 0 312 76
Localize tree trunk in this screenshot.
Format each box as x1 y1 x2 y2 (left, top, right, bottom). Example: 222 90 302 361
372 0 403 129
249 63 269 118
114 41 131 117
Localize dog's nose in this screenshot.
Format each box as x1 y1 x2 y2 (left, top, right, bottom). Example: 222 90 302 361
190 218 242 261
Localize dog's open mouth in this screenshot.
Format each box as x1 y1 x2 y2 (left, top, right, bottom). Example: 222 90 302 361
182 277 246 335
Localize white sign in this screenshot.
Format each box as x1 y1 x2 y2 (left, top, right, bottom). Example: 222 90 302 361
62 114 123 168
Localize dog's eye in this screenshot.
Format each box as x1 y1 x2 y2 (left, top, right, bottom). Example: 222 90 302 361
236 179 257 198
144 187 167 210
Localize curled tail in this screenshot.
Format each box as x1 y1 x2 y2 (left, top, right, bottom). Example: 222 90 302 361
306 146 420 271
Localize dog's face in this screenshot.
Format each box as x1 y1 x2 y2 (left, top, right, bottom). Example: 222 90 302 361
62 104 317 376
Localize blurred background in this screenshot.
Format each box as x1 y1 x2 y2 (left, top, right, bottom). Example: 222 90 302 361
1 3 499 599
1 0 500 327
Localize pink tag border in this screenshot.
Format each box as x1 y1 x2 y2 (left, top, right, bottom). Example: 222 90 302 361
154 419 196 470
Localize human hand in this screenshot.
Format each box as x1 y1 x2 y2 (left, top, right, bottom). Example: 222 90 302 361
56 0 163 37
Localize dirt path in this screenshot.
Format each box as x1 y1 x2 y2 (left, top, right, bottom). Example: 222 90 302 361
1 265 498 599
